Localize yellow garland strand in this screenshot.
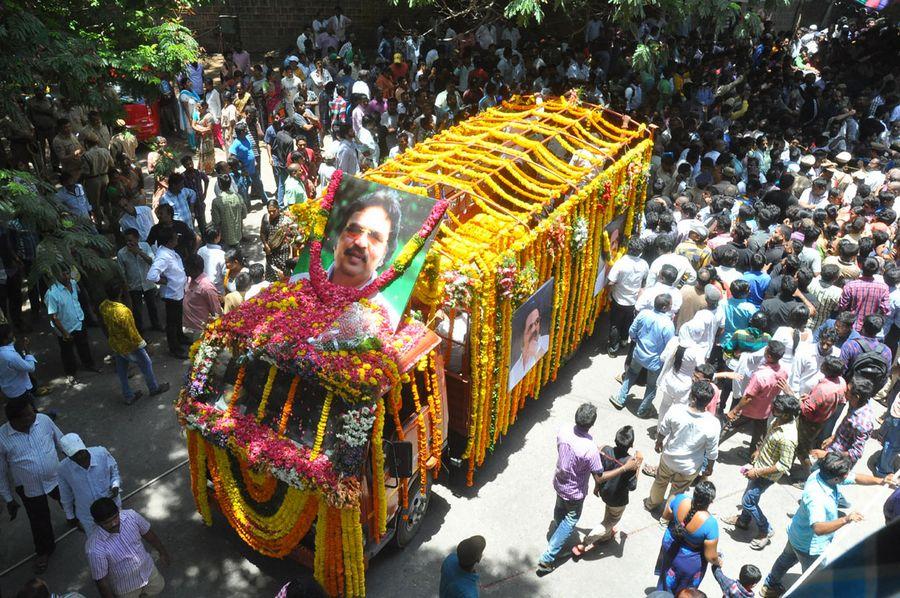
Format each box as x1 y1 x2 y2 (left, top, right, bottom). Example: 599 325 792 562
371 397 387 539
256 364 278 421
310 390 333 459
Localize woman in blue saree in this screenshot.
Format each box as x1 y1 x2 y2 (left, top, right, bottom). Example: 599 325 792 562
178 80 202 149
655 481 721 593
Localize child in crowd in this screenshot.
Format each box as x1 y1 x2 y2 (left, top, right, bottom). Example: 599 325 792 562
712 563 761 598
572 426 642 556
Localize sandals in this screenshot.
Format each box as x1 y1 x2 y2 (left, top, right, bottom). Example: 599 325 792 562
751 529 775 550
642 463 658 477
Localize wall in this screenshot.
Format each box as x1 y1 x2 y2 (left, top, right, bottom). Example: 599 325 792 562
181 1 412 56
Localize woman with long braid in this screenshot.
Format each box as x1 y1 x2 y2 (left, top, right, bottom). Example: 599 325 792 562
655 480 721 594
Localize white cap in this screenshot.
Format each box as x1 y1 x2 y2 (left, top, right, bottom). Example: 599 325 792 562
800 155 816 167
835 151 852 164
60 433 86 458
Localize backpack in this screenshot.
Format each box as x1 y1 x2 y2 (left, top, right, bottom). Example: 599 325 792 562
848 338 890 389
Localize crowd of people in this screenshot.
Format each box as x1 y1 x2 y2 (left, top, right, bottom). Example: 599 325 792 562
1 3 899 598
528 11 900 598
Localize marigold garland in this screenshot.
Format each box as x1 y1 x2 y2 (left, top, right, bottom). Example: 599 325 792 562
225 364 247 415
310 390 333 459
204 440 319 557
187 430 212 526
370 397 387 539
277 376 300 435
256 364 278 421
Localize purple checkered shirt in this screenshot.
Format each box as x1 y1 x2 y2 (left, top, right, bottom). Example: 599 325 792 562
838 277 891 331
86 509 154 595
830 400 876 465
552 426 603 501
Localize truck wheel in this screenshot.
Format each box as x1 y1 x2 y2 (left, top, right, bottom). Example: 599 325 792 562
394 473 431 548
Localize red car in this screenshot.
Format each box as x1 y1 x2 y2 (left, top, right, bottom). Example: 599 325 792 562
121 95 160 142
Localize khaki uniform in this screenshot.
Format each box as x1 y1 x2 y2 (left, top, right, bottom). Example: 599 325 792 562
81 146 114 224
52 133 83 178
110 131 138 162
85 122 111 149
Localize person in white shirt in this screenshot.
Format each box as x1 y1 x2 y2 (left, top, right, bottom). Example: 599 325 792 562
475 23 497 50
788 330 839 396
566 56 590 83
798 178 829 209
281 66 301 117
356 116 379 170
646 235 696 287
606 238 649 353
117 196 154 242
715 246 742 289
328 8 351 42
116 230 162 333
501 24 521 50
146 227 190 358
197 228 227 294
636 265 683 318
585 18 603 44
0 401 64 572
334 124 359 175
771 305 813 374
57 433 121 536
645 380 719 513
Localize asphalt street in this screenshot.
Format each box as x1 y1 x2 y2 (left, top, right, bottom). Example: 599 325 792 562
0 147 893 598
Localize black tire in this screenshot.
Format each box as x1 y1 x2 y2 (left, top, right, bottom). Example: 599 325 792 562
394 472 431 548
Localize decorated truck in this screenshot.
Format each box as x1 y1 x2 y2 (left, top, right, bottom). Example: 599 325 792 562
176 96 652 597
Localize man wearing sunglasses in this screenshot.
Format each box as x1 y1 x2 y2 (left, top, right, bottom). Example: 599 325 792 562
294 190 403 328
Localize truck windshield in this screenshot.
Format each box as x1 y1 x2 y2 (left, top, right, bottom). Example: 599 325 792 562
204 349 338 452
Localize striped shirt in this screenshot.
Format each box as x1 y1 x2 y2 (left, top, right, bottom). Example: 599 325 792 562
752 420 797 481
59 446 121 535
807 279 842 332
552 426 603 501
86 509 154 595
0 414 63 501
830 400 876 465
838 276 890 331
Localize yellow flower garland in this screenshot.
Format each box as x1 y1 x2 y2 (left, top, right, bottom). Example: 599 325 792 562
256 364 278 421
310 390 333 459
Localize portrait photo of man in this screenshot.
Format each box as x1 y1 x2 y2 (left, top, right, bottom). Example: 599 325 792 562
508 278 554 390
295 189 402 328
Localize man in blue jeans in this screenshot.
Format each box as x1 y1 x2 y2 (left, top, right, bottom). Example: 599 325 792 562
609 293 675 418
761 453 894 597
98 285 170 404
722 395 800 550
537 403 637 572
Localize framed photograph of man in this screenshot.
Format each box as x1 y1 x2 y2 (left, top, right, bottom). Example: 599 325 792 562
507 278 555 391
295 176 440 330
605 215 626 257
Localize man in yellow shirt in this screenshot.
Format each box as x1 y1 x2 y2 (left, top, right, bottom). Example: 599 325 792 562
99 285 169 404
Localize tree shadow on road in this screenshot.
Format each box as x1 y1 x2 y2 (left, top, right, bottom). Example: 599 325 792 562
443 331 602 498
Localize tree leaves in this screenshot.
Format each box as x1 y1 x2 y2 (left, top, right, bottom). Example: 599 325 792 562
0 1 201 120
0 169 118 287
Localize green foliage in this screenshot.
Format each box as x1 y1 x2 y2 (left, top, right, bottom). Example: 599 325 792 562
0 1 202 119
0 169 118 288
393 0 787 63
